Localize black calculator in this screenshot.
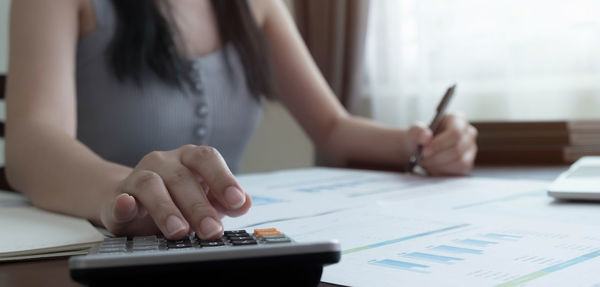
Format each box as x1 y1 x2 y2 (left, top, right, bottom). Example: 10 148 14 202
69 228 341 286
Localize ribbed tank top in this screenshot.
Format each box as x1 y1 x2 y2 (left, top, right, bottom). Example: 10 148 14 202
75 0 263 173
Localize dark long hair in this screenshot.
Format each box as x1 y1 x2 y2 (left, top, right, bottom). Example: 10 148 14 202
108 0 275 99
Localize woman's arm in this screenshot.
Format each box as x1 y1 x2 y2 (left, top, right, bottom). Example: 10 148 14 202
6 0 250 240
6 0 129 223
257 0 477 175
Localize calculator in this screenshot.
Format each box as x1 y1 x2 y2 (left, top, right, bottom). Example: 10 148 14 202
69 228 341 286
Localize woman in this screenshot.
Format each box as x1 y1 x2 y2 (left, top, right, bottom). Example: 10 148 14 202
5 0 477 240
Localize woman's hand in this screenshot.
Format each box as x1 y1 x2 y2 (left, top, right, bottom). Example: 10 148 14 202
99 145 251 240
408 114 478 176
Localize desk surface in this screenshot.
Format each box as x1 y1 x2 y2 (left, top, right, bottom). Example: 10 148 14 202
0 166 568 287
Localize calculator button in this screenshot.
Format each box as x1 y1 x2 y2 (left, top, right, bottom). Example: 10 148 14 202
224 230 249 235
167 239 193 249
254 228 277 233
200 241 225 247
255 231 282 238
167 243 192 249
98 247 127 253
132 245 159 251
226 236 254 241
254 228 283 238
196 233 229 241
104 237 127 243
263 237 292 244
231 240 257 246
261 234 287 239
133 236 158 242
100 242 126 248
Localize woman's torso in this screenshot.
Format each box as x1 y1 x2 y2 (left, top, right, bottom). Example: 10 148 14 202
75 0 262 173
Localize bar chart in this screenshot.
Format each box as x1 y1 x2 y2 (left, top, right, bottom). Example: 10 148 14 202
402 252 464 264
432 245 483 254
371 259 430 273
456 238 498 247
369 232 514 273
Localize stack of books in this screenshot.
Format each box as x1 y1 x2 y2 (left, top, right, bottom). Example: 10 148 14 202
473 121 600 164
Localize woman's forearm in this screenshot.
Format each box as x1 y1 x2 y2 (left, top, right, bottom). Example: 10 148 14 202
6 121 132 225
318 115 414 169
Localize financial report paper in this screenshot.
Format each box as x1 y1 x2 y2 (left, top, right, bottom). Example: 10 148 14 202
224 168 600 286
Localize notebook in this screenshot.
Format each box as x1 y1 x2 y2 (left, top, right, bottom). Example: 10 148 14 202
0 190 105 262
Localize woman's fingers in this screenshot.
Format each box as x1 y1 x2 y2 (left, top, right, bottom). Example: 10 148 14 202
420 114 478 175
183 193 225 239
119 170 190 239
101 192 159 237
179 145 251 213
164 167 224 239
407 123 433 147
207 190 253 218
103 145 250 240
424 144 477 176
138 149 225 240
430 144 478 176
422 115 467 157
111 193 137 223
421 128 472 167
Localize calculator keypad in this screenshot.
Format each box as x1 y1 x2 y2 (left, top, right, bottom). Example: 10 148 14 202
95 228 291 254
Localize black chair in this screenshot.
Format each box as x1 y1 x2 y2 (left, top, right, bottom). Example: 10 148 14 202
0 75 14 191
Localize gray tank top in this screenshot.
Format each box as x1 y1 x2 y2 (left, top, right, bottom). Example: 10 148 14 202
76 0 262 173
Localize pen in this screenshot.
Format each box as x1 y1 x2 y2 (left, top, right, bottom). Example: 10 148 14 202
408 84 457 172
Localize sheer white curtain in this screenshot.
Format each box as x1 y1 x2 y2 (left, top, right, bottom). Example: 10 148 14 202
365 0 600 128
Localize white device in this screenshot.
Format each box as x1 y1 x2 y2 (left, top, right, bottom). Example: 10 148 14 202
548 156 600 200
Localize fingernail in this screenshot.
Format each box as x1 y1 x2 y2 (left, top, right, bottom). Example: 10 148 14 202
165 215 186 236
224 186 246 209
199 217 223 238
113 194 137 222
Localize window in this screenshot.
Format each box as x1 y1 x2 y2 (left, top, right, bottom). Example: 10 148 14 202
365 0 600 127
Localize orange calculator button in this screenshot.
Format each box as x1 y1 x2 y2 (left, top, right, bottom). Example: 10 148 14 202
256 231 282 238
254 228 282 238
254 228 278 233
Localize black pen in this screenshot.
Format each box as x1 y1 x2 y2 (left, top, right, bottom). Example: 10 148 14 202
408 84 457 172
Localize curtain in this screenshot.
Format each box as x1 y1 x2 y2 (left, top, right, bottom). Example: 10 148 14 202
366 0 600 128
294 0 370 110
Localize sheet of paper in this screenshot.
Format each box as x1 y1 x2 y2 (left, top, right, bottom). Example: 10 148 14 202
228 168 448 228
374 176 600 227
226 168 600 286
226 168 550 228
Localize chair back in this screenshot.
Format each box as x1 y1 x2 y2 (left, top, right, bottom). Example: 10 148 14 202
0 75 14 191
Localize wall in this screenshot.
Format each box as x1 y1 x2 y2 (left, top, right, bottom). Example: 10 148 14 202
240 102 313 173
0 0 314 173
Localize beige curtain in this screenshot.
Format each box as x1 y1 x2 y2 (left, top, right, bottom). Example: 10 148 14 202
293 0 370 109
293 0 370 167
